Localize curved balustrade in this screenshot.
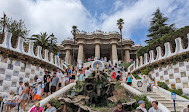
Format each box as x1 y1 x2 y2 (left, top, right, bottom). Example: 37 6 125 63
128 34 189 72
0 32 67 70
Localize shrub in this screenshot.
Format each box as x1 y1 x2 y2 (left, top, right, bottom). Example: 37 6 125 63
168 89 183 96
157 82 169 90
50 98 62 109
132 73 141 79
141 66 152 75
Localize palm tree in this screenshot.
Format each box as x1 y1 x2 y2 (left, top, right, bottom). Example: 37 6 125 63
117 18 124 61
28 32 59 54
71 25 79 65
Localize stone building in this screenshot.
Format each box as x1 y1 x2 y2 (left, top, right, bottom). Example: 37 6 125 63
59 30 142 65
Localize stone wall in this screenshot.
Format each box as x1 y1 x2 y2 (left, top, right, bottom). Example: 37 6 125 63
136 61 189 94
0 32 68 95
127 33 189 94
0 55 54 95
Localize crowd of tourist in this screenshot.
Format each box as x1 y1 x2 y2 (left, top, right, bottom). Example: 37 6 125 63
2 60 188 112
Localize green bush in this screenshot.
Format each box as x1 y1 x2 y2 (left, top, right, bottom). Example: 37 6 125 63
50 98 62 109
141 66 152 75
133 95 152 110
120 61 133 69
157 82 169 90
132 73 141 79
168 89 183 96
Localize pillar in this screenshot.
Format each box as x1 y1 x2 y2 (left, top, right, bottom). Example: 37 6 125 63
77 44 84 65
95 44 100 59
65 49 71 64
124 49 130 63
111 44 118 65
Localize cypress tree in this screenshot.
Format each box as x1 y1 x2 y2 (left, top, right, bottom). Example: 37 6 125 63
145 8 175 44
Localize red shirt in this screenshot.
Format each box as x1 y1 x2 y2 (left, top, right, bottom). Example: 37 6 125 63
111 72 116 79
30 107 43 112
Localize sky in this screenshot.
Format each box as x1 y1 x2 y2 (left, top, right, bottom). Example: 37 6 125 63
0 0 189 45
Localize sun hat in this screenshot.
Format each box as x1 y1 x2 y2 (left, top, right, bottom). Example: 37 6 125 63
138 100 145 104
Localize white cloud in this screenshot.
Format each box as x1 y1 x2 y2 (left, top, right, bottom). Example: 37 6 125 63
101 0 189 44
0 0 189 45
0 0 98 43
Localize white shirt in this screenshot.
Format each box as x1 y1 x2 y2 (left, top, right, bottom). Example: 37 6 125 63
56 72 64 83
149 107 162 112
36 84 44 95
18 85 24 96
85 70 91 78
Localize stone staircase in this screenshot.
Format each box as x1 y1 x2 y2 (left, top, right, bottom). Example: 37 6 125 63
133 87 184 112
145 92 184 112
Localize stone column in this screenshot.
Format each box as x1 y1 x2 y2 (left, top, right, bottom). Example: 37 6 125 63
95 44 100 59
65 49 71 64
124 49 130 63
77 44 84 67
111 43 118 65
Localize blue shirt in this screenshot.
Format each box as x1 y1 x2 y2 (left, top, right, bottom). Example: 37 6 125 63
127 76 132 82
46 107 56 112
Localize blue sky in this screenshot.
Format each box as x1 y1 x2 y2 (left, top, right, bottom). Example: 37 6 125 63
1 0 189 45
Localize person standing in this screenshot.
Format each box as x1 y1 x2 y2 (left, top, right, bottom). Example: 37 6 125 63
50 72 59 94
126 72 133 86
136 100 147 112
20 82 30 112
113 101 125 112
116 71 121 81
182 105 189 112
77 69 84 81
85 67 91 79
34 79 44 103
149 101 162 112
43 71 51 97
56 69 64 90
149 77 156 92
18 80 24 96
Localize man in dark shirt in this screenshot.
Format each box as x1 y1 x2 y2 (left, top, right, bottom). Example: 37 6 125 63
113 101 125 112
43 71 51 97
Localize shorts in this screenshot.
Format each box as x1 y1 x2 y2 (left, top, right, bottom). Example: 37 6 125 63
44 83 50 92
51 86 56 93
22 93 28 101
59 83 62 87
127 82 132 85
70 75 75 79
34 95 42 100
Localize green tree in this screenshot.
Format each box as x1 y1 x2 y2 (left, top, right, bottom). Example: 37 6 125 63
146 8 175 43
0 16 29 47
28 32 59 54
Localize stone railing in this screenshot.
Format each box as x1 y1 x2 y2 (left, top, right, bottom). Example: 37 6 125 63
0 32 67 70
128 34 189 72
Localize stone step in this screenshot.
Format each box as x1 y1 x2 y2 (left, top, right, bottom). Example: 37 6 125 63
149 96 166 100
145 94 161 97
161 103 177 107
156 100 173 104
168 106 184 112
